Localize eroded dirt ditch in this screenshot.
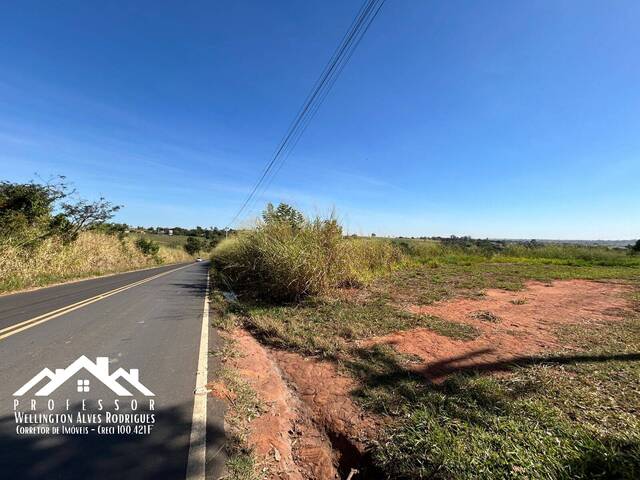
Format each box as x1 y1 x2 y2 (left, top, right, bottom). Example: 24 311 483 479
211 279 635 479
212 329 379 479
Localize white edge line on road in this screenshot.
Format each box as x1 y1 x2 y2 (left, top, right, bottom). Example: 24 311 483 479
186 272 210 480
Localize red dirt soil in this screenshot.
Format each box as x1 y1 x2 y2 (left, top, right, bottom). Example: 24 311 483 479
215 279 633 478
366 279 633 381
217 329 338 480
271 350 380 463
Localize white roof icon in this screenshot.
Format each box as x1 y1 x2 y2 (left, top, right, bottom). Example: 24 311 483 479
13 356 154 397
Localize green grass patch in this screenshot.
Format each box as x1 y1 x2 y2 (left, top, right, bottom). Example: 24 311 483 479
241 297 477 357
225 451 260 480
469 310 502 323
343 314 640 479
373 262 640 305
394 238 640 268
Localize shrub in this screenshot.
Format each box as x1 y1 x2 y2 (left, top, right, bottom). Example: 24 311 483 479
134 238 160 257
184 236 206 255
211 204 402 301
340 237 404 285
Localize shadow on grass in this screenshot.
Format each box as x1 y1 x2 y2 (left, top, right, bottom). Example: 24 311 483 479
420 349 640 380
347 345 640 410
345 345 640 479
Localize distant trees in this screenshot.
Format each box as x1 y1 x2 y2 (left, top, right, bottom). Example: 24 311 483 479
155 225 230 239
0 177 239 255
184 236 206 255
0 177 121 248
629 240 640 253
429 235 506 252
149 226 231 246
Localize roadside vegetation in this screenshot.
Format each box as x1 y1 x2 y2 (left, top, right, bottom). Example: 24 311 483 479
212 202 402 301
210 203 640 479
0 177 192 293
213 347 263 480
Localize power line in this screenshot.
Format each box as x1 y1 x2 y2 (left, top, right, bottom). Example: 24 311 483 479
244 0 386 221
241 0 379 220
225 0 386 229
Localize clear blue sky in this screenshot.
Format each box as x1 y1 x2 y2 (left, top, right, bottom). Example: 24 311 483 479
1 1 638 239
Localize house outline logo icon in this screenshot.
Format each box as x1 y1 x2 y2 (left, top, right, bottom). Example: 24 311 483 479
13 355 155 397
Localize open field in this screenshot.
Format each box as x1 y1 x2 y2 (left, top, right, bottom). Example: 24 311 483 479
132 233 193 249
210 226 640 479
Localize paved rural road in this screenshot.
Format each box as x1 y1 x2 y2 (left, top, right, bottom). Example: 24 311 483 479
0 262 225 480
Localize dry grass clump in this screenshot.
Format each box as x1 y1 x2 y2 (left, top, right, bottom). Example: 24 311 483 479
157 244 193 264
0 231 190 293
340 237 404 285
211 214 402 301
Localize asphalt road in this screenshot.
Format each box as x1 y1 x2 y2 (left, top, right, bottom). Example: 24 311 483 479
0 262 226 479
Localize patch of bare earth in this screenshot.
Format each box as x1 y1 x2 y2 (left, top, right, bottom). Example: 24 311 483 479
366 279 634 380
271 350 379 474
217 329 356 480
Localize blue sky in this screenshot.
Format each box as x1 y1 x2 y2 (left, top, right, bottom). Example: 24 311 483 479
1 1 638 239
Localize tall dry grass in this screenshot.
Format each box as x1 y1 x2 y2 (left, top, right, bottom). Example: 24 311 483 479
158 243 193 264
0 231 191 293
211 216 403 301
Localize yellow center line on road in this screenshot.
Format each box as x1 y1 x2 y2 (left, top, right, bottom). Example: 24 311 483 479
0 263 194 341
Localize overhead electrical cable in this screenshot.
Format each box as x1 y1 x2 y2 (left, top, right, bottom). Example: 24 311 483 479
225 0 386 228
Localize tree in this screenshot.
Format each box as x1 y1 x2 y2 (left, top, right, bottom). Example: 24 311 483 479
184 236 205 255
0 177 69 247
262 203 304 228
630 239 640 253
59 197 121 242
0 177 121 247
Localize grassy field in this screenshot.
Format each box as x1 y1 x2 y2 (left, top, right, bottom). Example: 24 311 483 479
133 233 192 249
226 240 639 358
211 220 640 479
363 314 640 479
